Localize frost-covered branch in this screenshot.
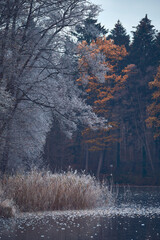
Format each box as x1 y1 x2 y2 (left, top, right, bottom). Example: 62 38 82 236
0 0 103 172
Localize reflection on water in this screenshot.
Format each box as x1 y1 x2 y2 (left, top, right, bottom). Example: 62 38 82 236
0 187 160 240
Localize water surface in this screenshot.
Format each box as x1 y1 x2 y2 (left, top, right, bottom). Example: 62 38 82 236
0 187 160 240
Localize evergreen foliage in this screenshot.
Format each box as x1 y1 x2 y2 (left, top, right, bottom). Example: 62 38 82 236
130 15 156 72
155 32 160 65
0 0 160 185
73 17 108 44
107 20 130 51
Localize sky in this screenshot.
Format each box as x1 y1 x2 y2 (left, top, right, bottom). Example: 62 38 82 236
90 0 160 35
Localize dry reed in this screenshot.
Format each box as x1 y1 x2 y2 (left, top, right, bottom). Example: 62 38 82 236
0 199 16 218
1 170 109 212
0 183 16 218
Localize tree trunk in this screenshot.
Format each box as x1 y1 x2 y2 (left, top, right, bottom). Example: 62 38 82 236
142 145 147 177
1 131 10 173
96 151 104 179
116 141 120 168
85 144 89 172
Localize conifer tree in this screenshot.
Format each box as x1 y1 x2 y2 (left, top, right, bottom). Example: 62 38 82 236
107 20 130 50
155 32 160 65
73 17 108 44
130 14 156 72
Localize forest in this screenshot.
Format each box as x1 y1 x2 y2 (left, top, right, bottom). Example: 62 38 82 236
0 0 160 186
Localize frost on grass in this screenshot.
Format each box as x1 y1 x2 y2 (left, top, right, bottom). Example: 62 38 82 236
1 170 111 213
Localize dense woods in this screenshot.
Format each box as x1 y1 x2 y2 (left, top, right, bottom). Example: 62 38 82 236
0 1 160 185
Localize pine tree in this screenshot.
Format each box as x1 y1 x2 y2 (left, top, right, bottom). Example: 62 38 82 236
130 14 156 72
73 17 108 44
155 32 160 65
107 20 130 50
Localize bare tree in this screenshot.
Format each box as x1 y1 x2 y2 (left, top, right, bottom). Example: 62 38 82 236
0 0 105 172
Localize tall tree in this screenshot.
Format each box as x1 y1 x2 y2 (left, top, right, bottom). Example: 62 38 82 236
146 66 160 138
130 14 156 72
77 38 129 177
0 0 105 172
155 32 160 65
107 20 130 50
73 17 108 44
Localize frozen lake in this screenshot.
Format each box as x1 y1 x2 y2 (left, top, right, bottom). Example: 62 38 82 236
0 187 160 240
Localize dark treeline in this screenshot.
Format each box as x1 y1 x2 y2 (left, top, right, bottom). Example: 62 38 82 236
0 1 159 186
45 15 160 185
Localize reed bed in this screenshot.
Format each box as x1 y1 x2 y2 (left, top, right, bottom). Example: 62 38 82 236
1 170 110 212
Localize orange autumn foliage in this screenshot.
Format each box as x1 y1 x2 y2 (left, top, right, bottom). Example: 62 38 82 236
77 37 129 151
146 66 160 138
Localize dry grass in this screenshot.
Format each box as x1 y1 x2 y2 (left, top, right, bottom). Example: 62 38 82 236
1 170 110 212
0 184 16 218
0 199 16 218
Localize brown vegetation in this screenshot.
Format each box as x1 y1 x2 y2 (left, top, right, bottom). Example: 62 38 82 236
1 170 109 213
0 200 16 218
0 185 16 218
